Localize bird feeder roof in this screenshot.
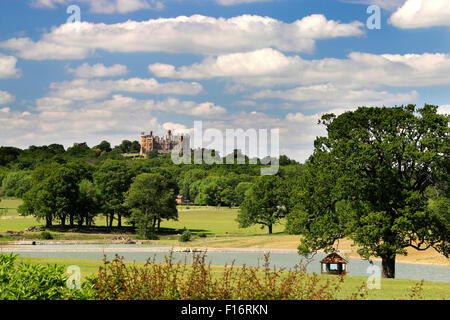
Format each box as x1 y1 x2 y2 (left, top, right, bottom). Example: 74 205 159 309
320 252 348 264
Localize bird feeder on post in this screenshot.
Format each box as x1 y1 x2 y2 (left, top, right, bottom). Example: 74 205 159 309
320 253 348 275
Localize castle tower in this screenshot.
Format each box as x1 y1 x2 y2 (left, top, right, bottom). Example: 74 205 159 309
140 132 146 156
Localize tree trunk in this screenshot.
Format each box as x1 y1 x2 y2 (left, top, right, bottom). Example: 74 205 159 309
69 214 74 227
118 214 122 228
46 216 52 227
109 214 114 228
268 225 273 234
157 218 161 232
61 214 66 227
381 255 396 278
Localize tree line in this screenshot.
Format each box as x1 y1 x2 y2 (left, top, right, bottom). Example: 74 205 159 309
0 139 300 238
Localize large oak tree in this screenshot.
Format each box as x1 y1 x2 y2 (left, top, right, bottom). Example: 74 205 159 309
287 105 449 278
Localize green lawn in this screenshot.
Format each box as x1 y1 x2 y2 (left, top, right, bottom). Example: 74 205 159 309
161 207 285 235
0 198 22 216
0 198 284 236
14 255 450 300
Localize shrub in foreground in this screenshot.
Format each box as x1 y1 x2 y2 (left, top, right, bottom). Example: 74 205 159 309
90 252 368 300
0 253 92 300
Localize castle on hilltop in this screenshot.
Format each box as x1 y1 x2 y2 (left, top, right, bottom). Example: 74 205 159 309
139 130 186 157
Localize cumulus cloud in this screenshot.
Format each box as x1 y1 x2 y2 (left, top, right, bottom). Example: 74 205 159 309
0 37 91 60
438 105 450 115
389 0 450 28
46 78 203 100
67 63 128 78
0 14 365 60
0 54 20 79
0 91 15 105
150 48 450 89
0 93 226 149
30 0 164 14
181 106 357 161
252 83 419 108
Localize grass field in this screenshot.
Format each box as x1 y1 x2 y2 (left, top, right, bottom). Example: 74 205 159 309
13 255 450 300
1 197 449 266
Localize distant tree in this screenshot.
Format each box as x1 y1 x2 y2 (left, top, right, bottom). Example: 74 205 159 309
286 105 449 278
195 176 235 206
2 171 31 198
234 182 253 206
48 144 65 154
19 163 80 227
93 160 133 228
237 175 287 234
279 155 293 166
118 140 132 153
76 179 99 227
0 147 22 167
179 169 208 201
125 173 178 238
130 141 141 153
66 143 96 158
94 141 112 153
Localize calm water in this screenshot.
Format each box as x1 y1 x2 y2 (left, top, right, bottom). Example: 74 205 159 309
6 244 450 283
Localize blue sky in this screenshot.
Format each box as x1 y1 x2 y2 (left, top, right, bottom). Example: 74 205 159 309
0 0 449 161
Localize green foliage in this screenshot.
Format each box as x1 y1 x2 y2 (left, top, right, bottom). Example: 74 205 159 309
179 169 208 201
194 175 238 207
40 231 53 240
94 140 112 153
19 161 94 227
66 142 97 158
0 253 88 300
234 181 253 206
237 175 288 234
117 140 141 153
287 105 450 278
94 160 133 227
178 229 192 242
76 179 99 227
0 147 22 167
1 171 31 197
125 173 178 237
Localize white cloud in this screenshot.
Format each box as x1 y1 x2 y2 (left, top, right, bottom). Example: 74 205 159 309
0 91 15 105
150 48 450 89
153 98 227 117
0 14 365 60
181 106 356 162
389 0 450 28
47 78 203 100
30 0 164 14
162 122 187 131
438 105 450 115
252 83 419 108
67 63 128 78
0 93 226 149
0 37 91 60
149 48 293 79
0 54 20 79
